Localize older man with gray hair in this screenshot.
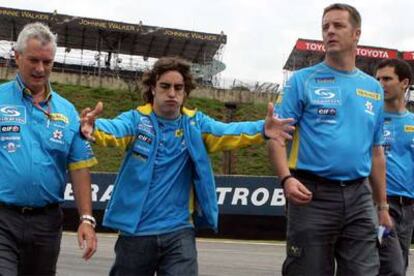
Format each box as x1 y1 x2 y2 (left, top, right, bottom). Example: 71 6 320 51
0 22 97 275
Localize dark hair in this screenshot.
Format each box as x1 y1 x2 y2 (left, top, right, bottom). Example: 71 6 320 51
323 3 361 28
142 57 196 103
376 58 413 85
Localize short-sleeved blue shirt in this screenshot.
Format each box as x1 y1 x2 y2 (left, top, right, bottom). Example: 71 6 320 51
276 62 384 180
0 75 97 206
383 111 414 198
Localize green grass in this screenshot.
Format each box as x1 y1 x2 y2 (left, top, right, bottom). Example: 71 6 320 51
1 79 275 175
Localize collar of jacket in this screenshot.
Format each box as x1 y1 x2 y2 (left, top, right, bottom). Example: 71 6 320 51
136 103 197 117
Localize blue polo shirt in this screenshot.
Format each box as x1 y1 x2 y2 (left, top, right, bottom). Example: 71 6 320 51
383 111 414 198
133 115 193 235
276 62 384 180
0 75 97 207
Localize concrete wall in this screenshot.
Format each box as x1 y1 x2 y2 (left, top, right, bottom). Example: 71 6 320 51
0 67 278 104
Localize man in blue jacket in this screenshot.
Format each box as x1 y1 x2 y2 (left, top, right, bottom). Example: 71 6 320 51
81 56 294 276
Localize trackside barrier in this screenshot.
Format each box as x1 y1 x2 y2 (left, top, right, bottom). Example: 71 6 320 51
63 173 285 216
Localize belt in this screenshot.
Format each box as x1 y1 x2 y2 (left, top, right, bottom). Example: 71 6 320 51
292 169 366 187
387 196 414 206
0 202 59 214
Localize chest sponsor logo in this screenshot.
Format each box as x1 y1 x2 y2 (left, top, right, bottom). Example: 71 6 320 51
138 117 154 134
0 105 26 124
50 129 64 145
0 125 20 133
49 113 69 124
0 135 20 142
3 142 20 153
356 89 381 101
310 87 342 105
137 133 152 144
364 101 375 116
315 77 335 84
404 125 414 132
317 108 336 116
175 129 184 137
383 127 393 156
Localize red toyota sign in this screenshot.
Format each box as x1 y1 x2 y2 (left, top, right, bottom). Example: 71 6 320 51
295 39 398 59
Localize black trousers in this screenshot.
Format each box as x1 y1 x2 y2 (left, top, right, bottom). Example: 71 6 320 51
283 171 379 276
0 204 63 276
379 197 414 276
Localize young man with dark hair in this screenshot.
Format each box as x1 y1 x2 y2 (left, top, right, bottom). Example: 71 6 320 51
80 56 294 276
376 58 414 276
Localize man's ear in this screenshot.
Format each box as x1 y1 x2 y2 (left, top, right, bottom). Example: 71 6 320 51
354 28 361 43
402 78 410 91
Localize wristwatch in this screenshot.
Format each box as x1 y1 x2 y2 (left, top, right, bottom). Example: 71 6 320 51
377 203 390 211
80 214 96 228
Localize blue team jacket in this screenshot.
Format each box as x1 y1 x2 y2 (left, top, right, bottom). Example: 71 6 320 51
94 103 265 233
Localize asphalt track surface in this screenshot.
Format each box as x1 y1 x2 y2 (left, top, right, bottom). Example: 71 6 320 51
57 232 414 276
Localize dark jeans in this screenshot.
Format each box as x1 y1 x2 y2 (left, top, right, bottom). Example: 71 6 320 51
283 173 379 276
379 197 414 276
110 227 197 276
0 204 63 276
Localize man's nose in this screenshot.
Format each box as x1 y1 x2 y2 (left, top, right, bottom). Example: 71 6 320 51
167 87 178 96
34 61 44 73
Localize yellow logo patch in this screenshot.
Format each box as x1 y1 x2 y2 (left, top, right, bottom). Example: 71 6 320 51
356 89 381 101
49 113 69 124
404 125 414 132
276 94 283 104
175 129 184 137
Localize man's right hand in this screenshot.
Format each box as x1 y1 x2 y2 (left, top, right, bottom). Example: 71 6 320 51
80 102 103 142
284 177 312 205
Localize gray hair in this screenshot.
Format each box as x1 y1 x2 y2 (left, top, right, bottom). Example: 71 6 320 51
14 22 57 55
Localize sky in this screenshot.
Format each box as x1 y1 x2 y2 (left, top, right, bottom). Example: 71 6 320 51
0 0 413 86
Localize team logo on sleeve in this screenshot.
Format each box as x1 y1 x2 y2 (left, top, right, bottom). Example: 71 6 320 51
310 87 342 105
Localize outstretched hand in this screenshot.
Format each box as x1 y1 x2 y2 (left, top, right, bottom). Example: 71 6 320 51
264 102 295 145
80 102 103 142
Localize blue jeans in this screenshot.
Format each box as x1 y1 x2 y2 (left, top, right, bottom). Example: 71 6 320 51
110 228 197 276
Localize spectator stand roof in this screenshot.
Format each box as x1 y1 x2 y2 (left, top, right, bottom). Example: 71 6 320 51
0 6 226 64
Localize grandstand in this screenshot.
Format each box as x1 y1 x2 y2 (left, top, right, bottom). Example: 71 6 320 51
0 6 227 85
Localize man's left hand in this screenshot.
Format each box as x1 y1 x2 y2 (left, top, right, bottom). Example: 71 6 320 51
264 102 295 145
77 222 97 260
